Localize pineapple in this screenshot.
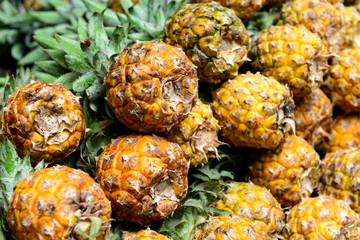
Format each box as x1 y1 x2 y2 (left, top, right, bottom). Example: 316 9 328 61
7 165 112 239
248 25 329 97
293 88 333 146
192 215 269 239
165 99 222 168
192 0 266 20
284 196 359 239
109 0 138 13
319 147 360 213
213 181 284 239
335 4 360 47
121 228 172 239
105 40 198 133
212 72 295 150
320 113 360 153
23 0 70 10
248 135 321 207
95 134 189 226
276 0 342 53
322 47 360 113
164 2 249 83
0 82 86 165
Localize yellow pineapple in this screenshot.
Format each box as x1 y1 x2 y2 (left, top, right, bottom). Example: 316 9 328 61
249 25 329 97
0 82 86 165
105 40 198 133
212 72 295 149
7 165 112 239
248 135 321 207
95 134 189 225
214 181 284 239
284 196 359 239
165 2 249 83
193 0 266 19
166 99 222 168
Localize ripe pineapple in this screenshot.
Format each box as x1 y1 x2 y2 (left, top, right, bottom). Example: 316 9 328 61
248 25 329 97
322 47 360 113
293 88 333 146
319 147 360 213
248 135 320 207
7 165 112 240
213 181 284 238
95 134 189 225
320 113 360 153
0 82 86 165
121 228 171 239
276 0 342 53
212 72 295 149
284 196 359 239
165 99 222 168
164 2 249 83
105 40 198 133
335 4 360 47
192 215 269 240
109 0 138 13
192 0 266 19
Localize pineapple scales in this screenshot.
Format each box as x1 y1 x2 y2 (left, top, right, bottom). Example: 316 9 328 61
3 0 360 239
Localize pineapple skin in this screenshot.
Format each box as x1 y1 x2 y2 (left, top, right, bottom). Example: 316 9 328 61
319 147 360 213
212 72 295 150
0 82 86 165
192 215 269 240
335 4 360 47
323 47 360 113
166 99 222 168
95 135 189 226
294 88 333 146
165 2 249 83
249 25 328 97
284 196 359 239
105 40 198 133
121 228 172 240
277 0 342 53
249 135 320 207
7 165 112 240
214 181 284 238
321 114 360 153
193 0 266 20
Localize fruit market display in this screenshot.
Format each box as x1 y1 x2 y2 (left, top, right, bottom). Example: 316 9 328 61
1 0 360 240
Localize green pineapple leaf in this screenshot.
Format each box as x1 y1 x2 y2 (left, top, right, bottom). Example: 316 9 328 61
159 154 235 240
0 138 44 238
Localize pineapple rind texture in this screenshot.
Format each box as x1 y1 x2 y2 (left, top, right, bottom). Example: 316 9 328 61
284 196 359 239
319 147 360 213
212 72 295 149
193 0 266 20
105 40 198 133
0 82 86 165
192 215 269 240
213 181 285 238
249 135 321 207
323 47 360 113
249 25 329 97
166 99 222 168
7 165 112 240
321 114 360 153
95 134 189 226
165 2 249 83
276 0 342 52
121 228 172 239
293 88 333 146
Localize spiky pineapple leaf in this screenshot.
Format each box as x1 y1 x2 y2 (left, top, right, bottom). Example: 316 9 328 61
0 138 44 219
159 155 235 240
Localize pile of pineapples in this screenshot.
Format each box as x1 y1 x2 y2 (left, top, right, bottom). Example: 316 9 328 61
1 0 360 239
